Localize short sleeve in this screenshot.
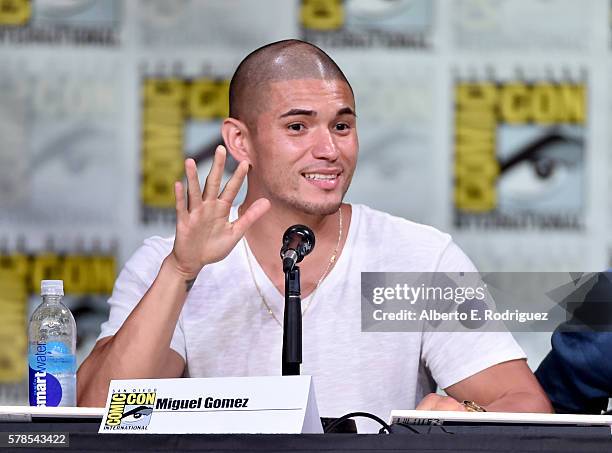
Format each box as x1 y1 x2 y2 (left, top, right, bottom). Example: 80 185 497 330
97 237 186 361
422 239 526 389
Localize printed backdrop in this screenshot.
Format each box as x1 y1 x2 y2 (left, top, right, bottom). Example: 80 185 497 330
0 0 610 404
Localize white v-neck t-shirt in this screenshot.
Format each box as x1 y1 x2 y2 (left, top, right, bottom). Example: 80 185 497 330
98 204 525 432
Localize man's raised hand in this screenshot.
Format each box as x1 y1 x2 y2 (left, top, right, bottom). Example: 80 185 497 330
170 146 270 280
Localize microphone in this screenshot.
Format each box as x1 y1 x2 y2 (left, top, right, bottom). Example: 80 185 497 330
280 225 315 273
280 225 315 376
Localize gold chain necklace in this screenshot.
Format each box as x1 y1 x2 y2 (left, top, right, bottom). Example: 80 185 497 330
242 206 343 328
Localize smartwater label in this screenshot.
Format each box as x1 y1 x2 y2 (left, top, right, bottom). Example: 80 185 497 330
28 341 76 407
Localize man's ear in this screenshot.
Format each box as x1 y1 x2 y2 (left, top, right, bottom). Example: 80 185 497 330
222 117 252 165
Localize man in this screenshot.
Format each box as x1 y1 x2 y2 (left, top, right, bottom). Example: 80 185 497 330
78 40 551 427
537 330 612 414
536 272 612 414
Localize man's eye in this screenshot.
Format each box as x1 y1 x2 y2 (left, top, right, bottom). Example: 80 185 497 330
335 123 350 131
288 123 304 132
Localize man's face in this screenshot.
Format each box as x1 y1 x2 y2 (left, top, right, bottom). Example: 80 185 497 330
248 78 358 215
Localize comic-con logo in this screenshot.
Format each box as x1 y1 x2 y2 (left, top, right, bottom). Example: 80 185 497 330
0 0 119 46
140 75 231 224
301 0 432 48
453 74 586 230
104 392 156 430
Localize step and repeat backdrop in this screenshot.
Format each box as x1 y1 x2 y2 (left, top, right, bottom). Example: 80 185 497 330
0 0 610 404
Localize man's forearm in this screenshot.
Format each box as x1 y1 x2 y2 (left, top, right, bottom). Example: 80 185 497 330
77 254 191 406
484 391 553 413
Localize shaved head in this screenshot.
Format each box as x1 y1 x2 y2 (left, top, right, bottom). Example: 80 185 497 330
229 39 353 131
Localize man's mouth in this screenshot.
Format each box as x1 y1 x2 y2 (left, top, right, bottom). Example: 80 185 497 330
302 172 339 181
301 171 342 189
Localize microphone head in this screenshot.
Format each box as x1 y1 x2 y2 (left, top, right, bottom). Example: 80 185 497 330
280 224 316 264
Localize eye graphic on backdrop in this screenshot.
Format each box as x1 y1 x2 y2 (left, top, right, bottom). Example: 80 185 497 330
36 0 97 18
138 0 189 27
31 123 109 174
497 126 583 211
453 0 497 31
347 0 416 20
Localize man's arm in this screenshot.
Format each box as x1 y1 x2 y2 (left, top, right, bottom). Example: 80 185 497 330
536 331 612 414
77 254 190 407
536 273 612 414
78 338 185 407
77 147 270 407
416 359 553 412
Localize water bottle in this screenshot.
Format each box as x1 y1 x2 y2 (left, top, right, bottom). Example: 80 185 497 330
28 280 77 407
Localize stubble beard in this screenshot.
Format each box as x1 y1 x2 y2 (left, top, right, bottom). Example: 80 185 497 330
283 195 343 216
266 175 348 216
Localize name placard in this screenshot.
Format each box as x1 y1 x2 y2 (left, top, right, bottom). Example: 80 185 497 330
99 375 322 434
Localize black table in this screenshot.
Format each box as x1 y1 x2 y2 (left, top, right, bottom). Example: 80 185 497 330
0 418 610 452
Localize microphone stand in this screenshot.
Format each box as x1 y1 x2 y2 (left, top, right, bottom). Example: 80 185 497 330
282 266 302 376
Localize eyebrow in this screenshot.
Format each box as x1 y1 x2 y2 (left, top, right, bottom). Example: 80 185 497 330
337 107 357 117
279 108 316 118
278 107 357 119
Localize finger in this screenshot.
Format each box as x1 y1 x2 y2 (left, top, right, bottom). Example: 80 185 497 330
232 198 271 237
417 395 466 412
218 160 249 203
415 393 440 411
185 158 201 211
202 146 227 201
435 398 465 411
174 181 187 221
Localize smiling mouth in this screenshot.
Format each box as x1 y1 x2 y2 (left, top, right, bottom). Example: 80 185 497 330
301 172 341 181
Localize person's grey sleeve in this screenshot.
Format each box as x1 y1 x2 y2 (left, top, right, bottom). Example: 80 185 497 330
97 237 186 361
421 239 526 390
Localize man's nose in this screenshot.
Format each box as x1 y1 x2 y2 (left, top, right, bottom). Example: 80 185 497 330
312 127 340 161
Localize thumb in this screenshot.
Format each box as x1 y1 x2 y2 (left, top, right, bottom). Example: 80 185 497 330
232 198 271 237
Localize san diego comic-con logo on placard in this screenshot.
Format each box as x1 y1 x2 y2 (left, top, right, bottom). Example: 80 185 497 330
103 390 156 431
102 388 250 430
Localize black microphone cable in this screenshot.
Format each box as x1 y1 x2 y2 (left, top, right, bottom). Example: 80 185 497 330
323 411 392 434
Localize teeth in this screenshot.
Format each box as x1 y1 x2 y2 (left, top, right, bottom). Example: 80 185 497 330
303 173 337 180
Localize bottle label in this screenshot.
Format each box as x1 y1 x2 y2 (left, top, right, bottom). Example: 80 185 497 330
28 341 76 407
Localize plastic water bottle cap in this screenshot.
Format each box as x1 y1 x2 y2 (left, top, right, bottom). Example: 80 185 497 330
41 280 64 296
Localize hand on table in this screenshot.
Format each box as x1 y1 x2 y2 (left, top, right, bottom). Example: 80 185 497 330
416 393 469 411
